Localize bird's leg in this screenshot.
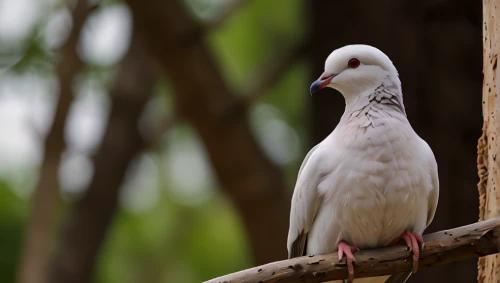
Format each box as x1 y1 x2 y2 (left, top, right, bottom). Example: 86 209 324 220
391 230 424 273
337 241 359 283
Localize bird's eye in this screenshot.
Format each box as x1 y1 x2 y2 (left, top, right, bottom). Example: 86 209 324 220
348 58 360 69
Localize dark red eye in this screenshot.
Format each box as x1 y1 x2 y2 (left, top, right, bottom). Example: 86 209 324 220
348 58 360 68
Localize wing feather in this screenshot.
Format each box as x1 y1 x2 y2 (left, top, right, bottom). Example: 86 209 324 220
422 141 439 228
287 145 323 258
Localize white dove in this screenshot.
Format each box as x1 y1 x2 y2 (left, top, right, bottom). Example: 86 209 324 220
287 44 439 283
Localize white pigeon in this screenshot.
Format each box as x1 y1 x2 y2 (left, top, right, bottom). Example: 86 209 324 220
287 45 439 283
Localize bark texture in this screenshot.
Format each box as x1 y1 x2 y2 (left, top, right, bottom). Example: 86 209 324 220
310 0 482 282
478 0 500 281
205 217 500 283
125 0 290 264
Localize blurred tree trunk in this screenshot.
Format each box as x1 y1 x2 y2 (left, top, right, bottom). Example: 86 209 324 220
125 0 290 265
48 34 155 283
477 0 500 281
16 1 90 283
310 0 482 282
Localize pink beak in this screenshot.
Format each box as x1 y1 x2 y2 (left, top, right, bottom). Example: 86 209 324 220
310 72 335 94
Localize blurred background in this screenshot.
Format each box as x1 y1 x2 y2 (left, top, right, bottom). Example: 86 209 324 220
0 0 483 282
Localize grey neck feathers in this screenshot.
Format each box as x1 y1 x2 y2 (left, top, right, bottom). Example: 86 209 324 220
343 82 406 126
367 83 406 115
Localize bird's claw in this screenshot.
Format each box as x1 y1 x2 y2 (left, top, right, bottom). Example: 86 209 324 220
394 230 424 273
338 241 359 283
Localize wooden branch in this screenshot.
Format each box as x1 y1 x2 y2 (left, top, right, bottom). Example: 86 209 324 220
17 1 91 283
479 1 500 282
205 218 500 283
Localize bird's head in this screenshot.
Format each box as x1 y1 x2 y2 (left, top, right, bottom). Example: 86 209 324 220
310 45 401 98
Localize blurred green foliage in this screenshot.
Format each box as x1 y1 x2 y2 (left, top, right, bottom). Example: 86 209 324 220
96 194 251 283
0 0 308 282
0 181 27 283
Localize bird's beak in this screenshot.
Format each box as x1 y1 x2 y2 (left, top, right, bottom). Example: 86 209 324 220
310 72 335 95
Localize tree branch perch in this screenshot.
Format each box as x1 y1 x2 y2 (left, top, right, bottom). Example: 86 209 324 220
205 217 500 283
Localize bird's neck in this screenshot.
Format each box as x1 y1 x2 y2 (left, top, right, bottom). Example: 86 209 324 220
341 77 406 123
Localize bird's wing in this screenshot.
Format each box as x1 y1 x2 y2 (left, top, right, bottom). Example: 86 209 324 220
287 144 324 258
425 143 439 228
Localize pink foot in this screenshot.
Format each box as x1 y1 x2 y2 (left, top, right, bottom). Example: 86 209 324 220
338 241 359 283
391 230 424 272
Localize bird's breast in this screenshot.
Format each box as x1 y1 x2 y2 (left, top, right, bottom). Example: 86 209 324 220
309 121 431 251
